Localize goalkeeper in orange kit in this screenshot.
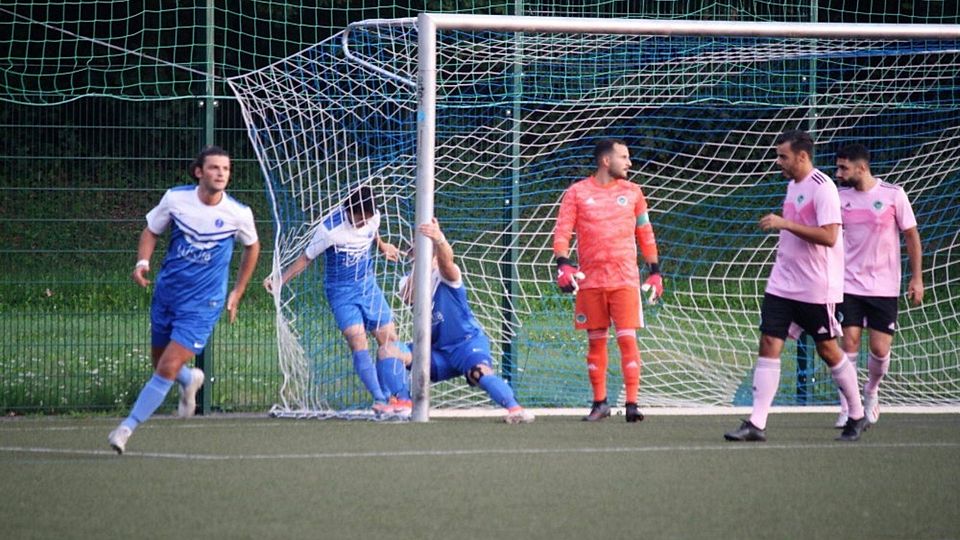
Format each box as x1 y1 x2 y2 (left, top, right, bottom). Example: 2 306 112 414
553 138 663 422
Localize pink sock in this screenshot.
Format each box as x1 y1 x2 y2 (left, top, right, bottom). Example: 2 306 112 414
749 357 781 430
837 352 858 414
864 352 890 395
831 357 864 420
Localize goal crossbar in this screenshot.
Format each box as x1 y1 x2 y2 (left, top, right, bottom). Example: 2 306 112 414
418 13 960 38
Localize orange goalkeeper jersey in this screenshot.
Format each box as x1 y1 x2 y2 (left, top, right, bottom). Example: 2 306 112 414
553 176 651 290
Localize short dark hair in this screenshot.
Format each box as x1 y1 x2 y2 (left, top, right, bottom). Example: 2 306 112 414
593 138 628 163
191 145 230 176
836 143 870 163
774 130 815 159
345 185 376 217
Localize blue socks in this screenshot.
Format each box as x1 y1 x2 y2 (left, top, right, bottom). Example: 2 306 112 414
352 350 387 402
121 374 174 431
377 357 411 400
175 364 193 387
478 374 520 410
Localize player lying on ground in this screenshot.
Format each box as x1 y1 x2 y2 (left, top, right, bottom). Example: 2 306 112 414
397 218 534 424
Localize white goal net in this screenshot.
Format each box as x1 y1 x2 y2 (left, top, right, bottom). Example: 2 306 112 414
228 16 960 417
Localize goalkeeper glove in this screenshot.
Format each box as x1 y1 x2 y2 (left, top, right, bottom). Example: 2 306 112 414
641 263 663 303
555 257 584 293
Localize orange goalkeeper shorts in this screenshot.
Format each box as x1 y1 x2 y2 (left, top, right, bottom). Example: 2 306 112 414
573 286 643 330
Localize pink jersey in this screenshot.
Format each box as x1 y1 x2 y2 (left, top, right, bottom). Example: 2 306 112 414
840 179 917 297
553 176 648 290
765 168 844 304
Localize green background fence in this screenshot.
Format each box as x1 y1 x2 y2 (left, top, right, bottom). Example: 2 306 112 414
2 1 957 413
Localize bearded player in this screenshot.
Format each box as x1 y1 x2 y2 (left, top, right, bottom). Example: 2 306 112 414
552 138 663 423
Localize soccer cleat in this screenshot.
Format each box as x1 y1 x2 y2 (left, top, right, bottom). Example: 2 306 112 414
836 415 869 442
625 403 644 423
390 396 413 419
724 419 767 442
863 391 880 425
582 400 611 422
834 411 849 429
108 425 132 455
177 367 205 418
372 400 391 419
504 408 535 424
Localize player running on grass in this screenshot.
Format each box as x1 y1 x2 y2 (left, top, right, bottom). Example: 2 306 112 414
109 146 260 454
552 138 663 423
263 186 411 418
832 143 924 427
397 218 534 424
724 130 867 442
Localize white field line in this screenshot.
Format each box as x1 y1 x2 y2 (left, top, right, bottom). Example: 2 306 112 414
1 406 957 432
2 441 960 461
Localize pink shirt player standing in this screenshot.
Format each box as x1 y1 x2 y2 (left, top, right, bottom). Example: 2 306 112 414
832 143 924 428
724 130 868 443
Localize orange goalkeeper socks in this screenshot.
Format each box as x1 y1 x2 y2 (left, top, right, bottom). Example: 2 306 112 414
617 334 641 404
587 332 608 402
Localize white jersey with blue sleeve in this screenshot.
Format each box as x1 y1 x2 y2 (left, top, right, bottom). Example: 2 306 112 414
305 206 380 289
431 269 485 352
147 185 258 308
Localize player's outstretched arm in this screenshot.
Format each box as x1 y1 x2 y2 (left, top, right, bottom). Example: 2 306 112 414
376 233 401 262
418 218 460 282
132 227 159 287
904 226 924 305
227 240 261 323
263 252 311 294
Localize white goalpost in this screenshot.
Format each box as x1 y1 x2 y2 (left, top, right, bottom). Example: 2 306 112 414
229 15 960 421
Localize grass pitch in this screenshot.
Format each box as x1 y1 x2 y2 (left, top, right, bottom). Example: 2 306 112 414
1 412 958 539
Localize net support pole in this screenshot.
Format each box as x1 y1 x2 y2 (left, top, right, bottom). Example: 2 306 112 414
195 0 217 416
796 332 811 404
411 13 438 422
204 0 215 147
500 29 524 383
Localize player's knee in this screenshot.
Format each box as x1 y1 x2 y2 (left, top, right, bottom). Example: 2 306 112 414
815 339 844 365
380 340 412 365
465 364 493 386
758 334 784 357
342 326 368 350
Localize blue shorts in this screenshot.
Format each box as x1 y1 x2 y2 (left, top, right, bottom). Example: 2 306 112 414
325 280 394 331
430 334 493 383
150 294 222 355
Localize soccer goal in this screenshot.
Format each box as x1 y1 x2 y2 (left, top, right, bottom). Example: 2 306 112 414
228 14 960 420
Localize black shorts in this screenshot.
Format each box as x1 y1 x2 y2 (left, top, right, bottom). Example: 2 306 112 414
838 293 898 335
759 293 842 342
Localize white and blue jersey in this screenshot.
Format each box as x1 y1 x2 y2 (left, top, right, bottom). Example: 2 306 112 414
429 269 492 381
305 206 392 330
305 206 380 289
149 185 258 307
147 185 258 352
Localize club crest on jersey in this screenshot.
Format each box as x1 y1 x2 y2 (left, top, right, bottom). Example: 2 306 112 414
873 200 884 210
796 194 805 205
215 218 224 228
616 196 628 206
